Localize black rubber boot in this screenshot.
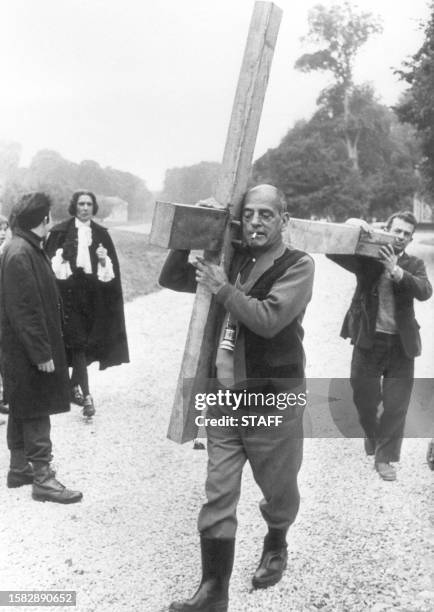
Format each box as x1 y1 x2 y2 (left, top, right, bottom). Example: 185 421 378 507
252 528 288 589
32 463 83 504
169 537 235 612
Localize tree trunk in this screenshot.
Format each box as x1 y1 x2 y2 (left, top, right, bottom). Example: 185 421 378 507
343 88 359 171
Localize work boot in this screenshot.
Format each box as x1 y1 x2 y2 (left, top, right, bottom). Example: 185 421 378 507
7 449 34 488
32 463 83 504
252 528 288 589
82 395 95 417
169 537 235 612
375 461 397 481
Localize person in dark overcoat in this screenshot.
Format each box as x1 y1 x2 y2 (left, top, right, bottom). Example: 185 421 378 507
1 192 82 503
45 190 129 417
0 213 11 417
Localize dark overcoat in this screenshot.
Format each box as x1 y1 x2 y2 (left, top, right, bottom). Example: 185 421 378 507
45 218 129 370
0 228 70 418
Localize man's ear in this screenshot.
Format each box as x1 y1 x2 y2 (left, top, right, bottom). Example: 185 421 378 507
281 212 290 229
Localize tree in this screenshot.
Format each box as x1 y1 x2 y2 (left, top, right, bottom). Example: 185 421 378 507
395 2 434 197
104 167 154 221
253 89 419 221
160 161 221 204
253 3 418 221
295 3 383 171
0 147 154 222
0 141 21 179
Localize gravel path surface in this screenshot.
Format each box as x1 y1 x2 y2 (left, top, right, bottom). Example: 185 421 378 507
1 239 433 612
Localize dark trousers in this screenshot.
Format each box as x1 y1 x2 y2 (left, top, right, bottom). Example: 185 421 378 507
7 414 52 464
351 333 414 463
198 394 304 539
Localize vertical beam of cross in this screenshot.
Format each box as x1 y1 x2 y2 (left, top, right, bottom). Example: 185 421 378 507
167 2 283 443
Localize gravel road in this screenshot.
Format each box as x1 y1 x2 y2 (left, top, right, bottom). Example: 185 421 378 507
1 236 433 612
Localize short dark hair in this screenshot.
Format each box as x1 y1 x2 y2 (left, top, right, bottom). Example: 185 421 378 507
68 190 98 216
386 211 417 232
11 192 51 231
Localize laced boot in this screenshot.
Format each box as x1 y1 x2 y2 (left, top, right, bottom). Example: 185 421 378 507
32 463 83 504
252 528 288 589
7 449 34 488
169 537 235 612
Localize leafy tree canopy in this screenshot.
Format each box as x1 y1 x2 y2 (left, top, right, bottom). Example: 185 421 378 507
253 87 419 221
0 147 154 222
295 3 383 172
395 2 434 195
252 3 418 221
295 2 383 88
160 161 221 204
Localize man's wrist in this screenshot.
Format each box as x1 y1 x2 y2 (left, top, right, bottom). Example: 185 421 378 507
213 281 226 294
391 265 403 281
215 283 232 302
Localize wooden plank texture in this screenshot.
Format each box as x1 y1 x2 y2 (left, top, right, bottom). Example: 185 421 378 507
285 218 396 257
356 229 396 257
285 219 360 254
150 201 227 250
167 2 283 443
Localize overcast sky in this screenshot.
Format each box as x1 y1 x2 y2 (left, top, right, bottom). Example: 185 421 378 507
0 0 431 190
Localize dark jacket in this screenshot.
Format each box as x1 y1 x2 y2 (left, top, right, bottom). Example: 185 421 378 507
232 249 307 379
45 218 129 370
0 228 70 418
327 253 432 358
159 246 313 382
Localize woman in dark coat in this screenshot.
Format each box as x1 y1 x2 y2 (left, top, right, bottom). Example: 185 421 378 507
45 190 129 417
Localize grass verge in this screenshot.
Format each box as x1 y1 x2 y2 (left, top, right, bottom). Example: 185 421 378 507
110 229 167 302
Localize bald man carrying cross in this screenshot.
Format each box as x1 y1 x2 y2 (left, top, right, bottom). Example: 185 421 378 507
159 184 314 611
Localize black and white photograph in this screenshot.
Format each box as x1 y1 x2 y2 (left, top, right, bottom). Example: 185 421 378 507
0 1 433 611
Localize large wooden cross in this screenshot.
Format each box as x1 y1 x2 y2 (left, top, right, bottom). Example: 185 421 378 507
150 2 283 443
150 2 394 444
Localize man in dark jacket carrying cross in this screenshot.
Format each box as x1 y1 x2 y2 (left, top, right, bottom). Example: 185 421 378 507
1 192 82 503
328 212 432 482
159 184 314 612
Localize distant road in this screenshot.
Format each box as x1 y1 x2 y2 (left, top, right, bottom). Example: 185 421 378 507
112 223 152 234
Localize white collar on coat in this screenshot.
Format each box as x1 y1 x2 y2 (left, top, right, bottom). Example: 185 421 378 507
75 217 92 272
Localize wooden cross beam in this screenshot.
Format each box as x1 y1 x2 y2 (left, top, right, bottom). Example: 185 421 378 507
285 218 395 256
150 3 397 444
151 207 396 257
149 1 283 443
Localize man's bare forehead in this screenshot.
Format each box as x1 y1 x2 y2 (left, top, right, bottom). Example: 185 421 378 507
244 187 283 211
389 219 415 235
